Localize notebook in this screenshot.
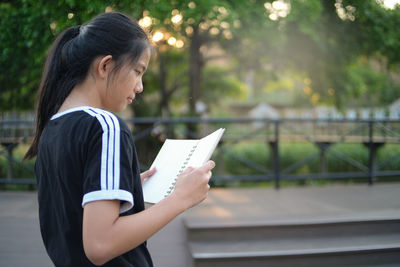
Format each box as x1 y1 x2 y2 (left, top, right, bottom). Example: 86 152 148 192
143 128 225 204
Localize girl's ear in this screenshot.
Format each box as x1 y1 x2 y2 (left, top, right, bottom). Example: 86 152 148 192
96 55 114 79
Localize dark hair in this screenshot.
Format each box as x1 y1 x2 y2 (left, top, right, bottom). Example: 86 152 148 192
24 12 150 160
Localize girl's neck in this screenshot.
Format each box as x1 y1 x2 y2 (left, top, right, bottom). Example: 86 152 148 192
57 78 104 114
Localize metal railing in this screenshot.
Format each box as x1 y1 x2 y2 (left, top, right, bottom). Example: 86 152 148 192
1 117 400 188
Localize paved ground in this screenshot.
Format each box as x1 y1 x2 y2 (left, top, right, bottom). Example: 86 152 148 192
1 182 400 267
184 182 400 225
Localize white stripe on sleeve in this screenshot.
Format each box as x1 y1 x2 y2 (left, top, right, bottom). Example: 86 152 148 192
84 108 121 191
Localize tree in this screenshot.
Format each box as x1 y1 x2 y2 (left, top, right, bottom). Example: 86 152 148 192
1 0 400 112
0 0 143 111
137 0 275 116
1 1 53 110
226 0 400 107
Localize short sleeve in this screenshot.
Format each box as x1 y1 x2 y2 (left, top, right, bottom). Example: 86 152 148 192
81 110 135 213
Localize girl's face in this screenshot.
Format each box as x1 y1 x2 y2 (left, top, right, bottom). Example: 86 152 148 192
103 49 151 113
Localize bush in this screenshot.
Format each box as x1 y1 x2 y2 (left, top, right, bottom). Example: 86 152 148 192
222 141 400 176
2 141 400 190
326 143 369 172
377 144 400 171
0 144 35 179
221 142 270 176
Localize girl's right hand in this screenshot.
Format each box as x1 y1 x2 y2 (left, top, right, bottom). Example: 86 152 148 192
172 160 215 210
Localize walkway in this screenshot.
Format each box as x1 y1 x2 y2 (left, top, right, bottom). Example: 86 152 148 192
1 182 400 266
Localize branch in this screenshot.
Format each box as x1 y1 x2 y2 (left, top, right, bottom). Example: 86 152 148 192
166 70 188 98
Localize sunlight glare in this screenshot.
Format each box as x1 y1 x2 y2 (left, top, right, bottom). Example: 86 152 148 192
139 16 152 28
171 14 183 24
188 2 196 9
152 31 164 42
210 27 220 35
175 40 184 48
381 0 400 9
185 26 194 35
264 0 291 21
167 37 176 46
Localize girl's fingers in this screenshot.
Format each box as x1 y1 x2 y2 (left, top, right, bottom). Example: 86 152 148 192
140 167 157 183
145 167 157 177
200 160 215 172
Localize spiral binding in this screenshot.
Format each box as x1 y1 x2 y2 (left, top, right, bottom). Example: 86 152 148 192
164 144 198 197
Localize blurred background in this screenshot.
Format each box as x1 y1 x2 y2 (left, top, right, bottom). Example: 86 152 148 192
1 0 400 114
1 0 400 187
1 1 400 266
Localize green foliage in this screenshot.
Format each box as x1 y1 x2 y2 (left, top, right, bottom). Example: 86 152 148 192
142 0 250 42
280 143 320 173
0 145 35 179
223 142 320 176
326 143 369 172
345 0 400 65
286 0 324 44
344 58 400 106
378 144 400 170
2 141 400 190
201 66 248 103
1 0 400 112
137 48 189 117
0 1 52 110
222 141 400 176
0 0 145 111
262 71 313 107
136 0 269 117
222 142 270 176
228 0 400 107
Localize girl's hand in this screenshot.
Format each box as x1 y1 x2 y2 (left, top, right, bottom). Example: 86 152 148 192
140 167 156 184
172 160 215 210
83 162 214 265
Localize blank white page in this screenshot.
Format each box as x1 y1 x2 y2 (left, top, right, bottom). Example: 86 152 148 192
143 139 198 203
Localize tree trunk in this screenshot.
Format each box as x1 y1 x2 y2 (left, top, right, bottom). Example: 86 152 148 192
158 49 170 117
189 25 203 117
187 25 203 137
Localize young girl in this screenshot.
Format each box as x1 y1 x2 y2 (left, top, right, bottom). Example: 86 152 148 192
24 12 215 267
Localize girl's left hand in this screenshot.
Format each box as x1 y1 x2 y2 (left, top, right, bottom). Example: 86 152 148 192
140 167 156 184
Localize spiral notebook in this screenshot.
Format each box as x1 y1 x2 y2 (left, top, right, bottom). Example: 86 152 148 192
143 128 225 204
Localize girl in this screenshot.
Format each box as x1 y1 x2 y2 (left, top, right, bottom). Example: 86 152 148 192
24 12 215 267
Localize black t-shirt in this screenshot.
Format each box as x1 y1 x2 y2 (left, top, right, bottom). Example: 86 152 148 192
35 106 153 267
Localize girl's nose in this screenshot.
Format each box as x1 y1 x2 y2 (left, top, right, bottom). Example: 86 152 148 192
134 80 143 94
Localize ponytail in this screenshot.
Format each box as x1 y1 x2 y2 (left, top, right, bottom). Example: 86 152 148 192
24 26 81 160
24 13 150 160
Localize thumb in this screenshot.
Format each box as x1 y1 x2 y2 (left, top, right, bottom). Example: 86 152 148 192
141 167 156 179
199 160 215 172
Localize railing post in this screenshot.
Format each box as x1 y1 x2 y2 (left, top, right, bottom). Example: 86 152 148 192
270 120 280 189
368 121 374 185
315 142 333 179
365 121 386 186
2 143 18 180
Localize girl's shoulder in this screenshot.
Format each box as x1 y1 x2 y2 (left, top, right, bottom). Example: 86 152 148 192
50 106 130 134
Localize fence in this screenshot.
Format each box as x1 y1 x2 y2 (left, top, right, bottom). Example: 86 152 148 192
1 117 400 188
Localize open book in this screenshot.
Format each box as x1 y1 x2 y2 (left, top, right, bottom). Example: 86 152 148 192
143 128 225 204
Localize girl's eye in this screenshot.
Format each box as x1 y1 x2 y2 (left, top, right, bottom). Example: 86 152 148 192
135 70 141 75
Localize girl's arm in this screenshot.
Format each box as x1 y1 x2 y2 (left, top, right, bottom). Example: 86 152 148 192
82 160 215 266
